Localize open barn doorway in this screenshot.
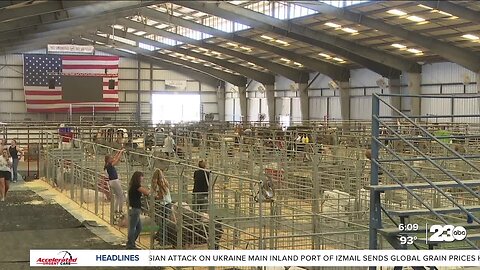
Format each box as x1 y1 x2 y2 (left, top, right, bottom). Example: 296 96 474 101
152 94 201 124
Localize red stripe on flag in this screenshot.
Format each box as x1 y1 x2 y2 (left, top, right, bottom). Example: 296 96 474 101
102 81 119 86
26 98 119 104
103 90 118 94
25 91 62 96
62 55 119 61
63 65 118 69
27 107 119 113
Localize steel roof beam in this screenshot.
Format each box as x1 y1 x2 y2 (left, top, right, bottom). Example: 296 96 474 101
0 1 26 9
0 9 139 45
416 1 480 24
299 2 480 72
97 25 275 85
0 19 119 51
178 2 419 74
0 1 160 35
85 33 247 87
138 8 351 81
66 36 219 84
121 17 309 83
0 1 97 23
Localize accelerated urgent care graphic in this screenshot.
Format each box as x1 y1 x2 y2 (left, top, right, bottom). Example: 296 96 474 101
30 250 480 267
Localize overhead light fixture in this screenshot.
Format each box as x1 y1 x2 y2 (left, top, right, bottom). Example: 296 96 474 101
407 15 426 22
226 42 238 47
387 9 407 16
240 46 251 51
260 35 274 40
325 22 341 28
417 4 433 10
275 40 289 46
391 43 407 49
342 27 358 34
247 62 256 66
211 51 222 55
416 21 429 25
333 57 345 62
318 53 332 59
436 10 453 17
134 31 147 36
293 62 303 67
462 34 479 40
407 48 422 54
198 47 209 52
280 58 291 62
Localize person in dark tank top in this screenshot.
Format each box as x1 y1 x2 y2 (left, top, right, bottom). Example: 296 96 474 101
126 171 149 250
104 149 126 217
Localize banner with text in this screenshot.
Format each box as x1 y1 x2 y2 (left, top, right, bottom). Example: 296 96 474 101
31 250 480 267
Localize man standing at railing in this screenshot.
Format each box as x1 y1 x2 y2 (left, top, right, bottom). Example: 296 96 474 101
163 132 175 158
193 160 209 213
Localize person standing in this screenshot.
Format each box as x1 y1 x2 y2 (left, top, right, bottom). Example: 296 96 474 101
154 128 166 148
8 139 22 183
104 149 126 218
193 160 210 213
0 149 11 201
127 171 149 250
151 168 175 244
163 132 175 157
151 169 174 220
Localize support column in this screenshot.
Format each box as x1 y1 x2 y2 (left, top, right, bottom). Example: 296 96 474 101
338 81 350 121
407 72 421 116
265 84 275 123
238 86 247 123
389 76 401 115
136 58 141 124
217 82 225 121
298 83 309 123
476 71 480 93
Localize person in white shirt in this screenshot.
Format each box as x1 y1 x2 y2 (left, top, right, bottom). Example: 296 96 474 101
0 149 12 201
163 132 175 157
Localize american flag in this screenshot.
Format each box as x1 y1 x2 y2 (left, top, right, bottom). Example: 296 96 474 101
23 54 120 112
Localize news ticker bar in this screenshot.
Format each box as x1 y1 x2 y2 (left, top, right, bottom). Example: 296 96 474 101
31 250 480 267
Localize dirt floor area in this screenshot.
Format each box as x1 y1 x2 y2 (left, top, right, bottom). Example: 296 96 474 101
0 181 164 270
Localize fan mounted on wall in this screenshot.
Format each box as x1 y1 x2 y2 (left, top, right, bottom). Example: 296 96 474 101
328 81 339 91
376 78 389 91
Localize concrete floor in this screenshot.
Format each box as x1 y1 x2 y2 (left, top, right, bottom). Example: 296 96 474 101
0 181 162 270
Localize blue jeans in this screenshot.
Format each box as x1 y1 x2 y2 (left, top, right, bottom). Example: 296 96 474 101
12 158 19 181
126 208 142 249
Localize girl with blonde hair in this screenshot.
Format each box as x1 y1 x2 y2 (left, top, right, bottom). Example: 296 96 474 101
152 168 175 222
152 168 175 245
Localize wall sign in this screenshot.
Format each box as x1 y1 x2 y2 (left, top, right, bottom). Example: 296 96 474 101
47 44 95 54
165 80 187 90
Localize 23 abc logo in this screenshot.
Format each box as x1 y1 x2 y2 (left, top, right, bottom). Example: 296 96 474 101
429 225 467 242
